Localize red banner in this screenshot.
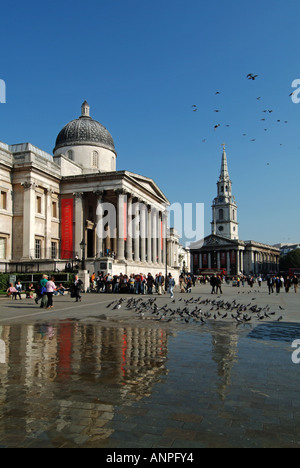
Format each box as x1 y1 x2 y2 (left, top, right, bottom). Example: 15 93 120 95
61 199 73 259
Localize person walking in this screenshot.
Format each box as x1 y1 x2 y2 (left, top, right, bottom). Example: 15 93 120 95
156 272 165 295
39 274 48 308
210 275 217 294
46 276 56 309
179 274 185 293
15 281 22 300
72 275 83 302
216 275 223 294
168 274 175 299
292 275 299 293
284 276 291 293
267 276 274 295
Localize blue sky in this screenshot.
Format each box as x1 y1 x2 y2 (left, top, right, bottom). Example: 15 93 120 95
1 0 299 246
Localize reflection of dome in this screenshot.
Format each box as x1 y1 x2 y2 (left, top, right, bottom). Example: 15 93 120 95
53 101 116 155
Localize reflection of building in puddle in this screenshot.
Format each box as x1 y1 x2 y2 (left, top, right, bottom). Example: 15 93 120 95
210 324 239 401
0 322 170 445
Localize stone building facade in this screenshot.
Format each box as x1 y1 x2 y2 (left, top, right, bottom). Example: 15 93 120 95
0 102 176 278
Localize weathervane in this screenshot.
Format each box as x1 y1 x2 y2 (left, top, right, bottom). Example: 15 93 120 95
221 142 226 151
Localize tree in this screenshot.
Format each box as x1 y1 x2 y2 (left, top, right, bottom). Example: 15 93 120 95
280 249 300 271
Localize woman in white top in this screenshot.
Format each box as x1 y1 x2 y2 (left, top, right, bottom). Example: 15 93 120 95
46 276 56 309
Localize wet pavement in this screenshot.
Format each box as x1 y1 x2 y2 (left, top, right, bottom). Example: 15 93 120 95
0 283 300 448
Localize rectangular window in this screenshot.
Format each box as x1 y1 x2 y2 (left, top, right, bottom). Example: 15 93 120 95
36 196 42 214
52 201 57 218
35 239 41 259
0 191 7 210
0 237 6 259
51 241 57 259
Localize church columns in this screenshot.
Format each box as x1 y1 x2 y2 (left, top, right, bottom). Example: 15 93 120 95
226 251 230 274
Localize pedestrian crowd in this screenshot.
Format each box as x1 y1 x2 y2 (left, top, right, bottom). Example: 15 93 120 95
5 271 299 310
89 271 180 297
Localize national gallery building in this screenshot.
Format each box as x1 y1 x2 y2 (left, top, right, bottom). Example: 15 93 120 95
0 102 174 277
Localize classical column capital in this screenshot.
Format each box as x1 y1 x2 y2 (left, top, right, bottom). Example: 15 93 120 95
21 181 36 191
73 191 84 199
93 189 105 200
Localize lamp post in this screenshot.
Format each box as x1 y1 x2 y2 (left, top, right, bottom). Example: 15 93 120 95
80 239 86 270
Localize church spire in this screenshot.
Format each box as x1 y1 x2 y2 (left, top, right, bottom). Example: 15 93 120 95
219 143 229 181
211 145 239 240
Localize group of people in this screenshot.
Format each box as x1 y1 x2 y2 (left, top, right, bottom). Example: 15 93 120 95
7 274 84 309
267 274 299 294
89 271 178 296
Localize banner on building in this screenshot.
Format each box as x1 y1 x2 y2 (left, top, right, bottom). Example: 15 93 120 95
61 199 73 259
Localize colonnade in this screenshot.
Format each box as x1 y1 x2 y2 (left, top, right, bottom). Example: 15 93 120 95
74 189 168 265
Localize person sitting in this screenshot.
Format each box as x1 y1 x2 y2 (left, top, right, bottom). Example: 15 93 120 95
7 283 17 300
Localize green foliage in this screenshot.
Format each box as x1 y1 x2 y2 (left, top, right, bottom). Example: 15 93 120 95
280 249 300 270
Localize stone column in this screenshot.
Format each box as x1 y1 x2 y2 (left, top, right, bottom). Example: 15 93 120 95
126 194 133 261
236 249 240 275
199 253 203 269
45 188 53 258
133 198 140 262
240 250 244 274
152 208 158 264
73 192 84 257
94 190 104 258
208 252 211 269
226 251 230 275
162 211 167 270
217 251 221 269
140 202 146 263
116 189 125 261
157 212 162 264
21 181 36 259
147 205 152 263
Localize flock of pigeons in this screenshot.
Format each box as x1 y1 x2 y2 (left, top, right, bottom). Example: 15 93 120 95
192 73 292 150
106 294 284 327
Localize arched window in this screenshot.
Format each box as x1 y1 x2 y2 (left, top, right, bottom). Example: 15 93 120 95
219 209 224 220
67 150 73 161
92 151 98 167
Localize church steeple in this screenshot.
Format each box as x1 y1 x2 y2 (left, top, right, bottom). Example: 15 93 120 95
219 143 230 182
211 145 239 240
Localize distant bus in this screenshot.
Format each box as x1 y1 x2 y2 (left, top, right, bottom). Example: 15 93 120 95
196 268 227 276
289 268 300 278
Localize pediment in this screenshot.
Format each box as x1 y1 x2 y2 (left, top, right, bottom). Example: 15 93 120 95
125 171 169 204
190 235 240 250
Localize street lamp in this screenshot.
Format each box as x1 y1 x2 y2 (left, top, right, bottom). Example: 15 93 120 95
80 239 86 270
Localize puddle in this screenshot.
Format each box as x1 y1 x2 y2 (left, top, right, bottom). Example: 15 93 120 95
0 320 300 447
247 322 300 343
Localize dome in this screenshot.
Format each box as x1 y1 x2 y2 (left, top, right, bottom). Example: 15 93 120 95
53 101 116 155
